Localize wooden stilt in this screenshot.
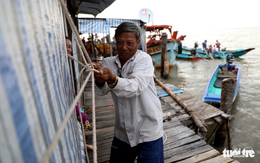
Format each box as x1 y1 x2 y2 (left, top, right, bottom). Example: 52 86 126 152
161 33 169 79
215 78 236 147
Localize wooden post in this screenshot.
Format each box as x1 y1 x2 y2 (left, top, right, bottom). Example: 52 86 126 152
220 78 237 114
214 78 236 148
161 33 169 79
154 75 207 132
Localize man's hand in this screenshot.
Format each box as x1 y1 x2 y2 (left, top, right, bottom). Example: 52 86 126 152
93 62 105 85
102 68 116 84
93 62 117 85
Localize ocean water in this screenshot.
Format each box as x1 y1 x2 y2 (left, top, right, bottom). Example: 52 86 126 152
155 26 260 163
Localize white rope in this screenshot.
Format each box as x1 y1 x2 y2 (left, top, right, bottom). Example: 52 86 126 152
58 0 94 68
40 72 92 163
91 72 97 163
39 1 100 162
163 133 167 144
67 54 99 73
76 66 90 163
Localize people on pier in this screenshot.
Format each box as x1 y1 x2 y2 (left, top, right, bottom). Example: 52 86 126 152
216 40 221 51
93 22 164 163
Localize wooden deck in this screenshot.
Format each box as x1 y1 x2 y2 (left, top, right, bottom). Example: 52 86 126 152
84 81 239 163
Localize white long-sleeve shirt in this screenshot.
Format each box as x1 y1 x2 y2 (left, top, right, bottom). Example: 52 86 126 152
95 50 163 147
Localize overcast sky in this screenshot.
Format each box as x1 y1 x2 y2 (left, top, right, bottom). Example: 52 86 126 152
79 0 260 32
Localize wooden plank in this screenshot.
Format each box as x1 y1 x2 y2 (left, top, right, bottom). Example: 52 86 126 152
88 114 115 122
164 145 213 163
170 104 182 110
190 102 209 112
200 155 234 163
95 120 115 129
164 134 202 151
161 103 175 111
163 119 182 129
164 125 192 136
161 96 176 103
176 149 220 163
196 110 223 121
231 160 240 163
86 126 114 136
178 94 195 101
164 130 196 144
182 98 198 106
180 119 193 127
164 140 207 159
86 135 113 146
163 110 177 118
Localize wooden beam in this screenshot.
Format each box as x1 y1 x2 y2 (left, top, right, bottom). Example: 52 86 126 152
200 154 233 163
161 33 169 79
176 149 220 163
154 76 207 132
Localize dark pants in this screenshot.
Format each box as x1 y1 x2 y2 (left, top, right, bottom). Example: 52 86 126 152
109 137 164 163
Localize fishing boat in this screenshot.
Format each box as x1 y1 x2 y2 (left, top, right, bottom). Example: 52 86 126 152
146 25 186 68
175 49 203 61
219 48 255 58
195 47 255 58
202 54 240 107
175 46 221 61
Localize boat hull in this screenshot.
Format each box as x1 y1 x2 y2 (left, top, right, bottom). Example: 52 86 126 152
202 64 241 104
176 54 202 61
147 41 177 68
196 48 255 58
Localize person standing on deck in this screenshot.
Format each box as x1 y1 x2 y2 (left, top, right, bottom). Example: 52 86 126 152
202 40 207 51
216 40 221 51
93 22 164 163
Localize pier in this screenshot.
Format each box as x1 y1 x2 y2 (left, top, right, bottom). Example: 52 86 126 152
83 76 239 163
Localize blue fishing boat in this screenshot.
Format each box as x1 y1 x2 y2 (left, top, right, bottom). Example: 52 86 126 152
177 46 221 60
195 47 254 58
175 49 203 61
146 25 186 68
219 48 255 58
183 46 254 58
147 40 178 68
202 54 240 106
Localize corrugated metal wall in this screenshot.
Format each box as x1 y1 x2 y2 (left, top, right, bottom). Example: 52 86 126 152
0 0 85 163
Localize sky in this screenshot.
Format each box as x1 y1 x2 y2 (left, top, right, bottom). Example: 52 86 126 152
79 0 260 32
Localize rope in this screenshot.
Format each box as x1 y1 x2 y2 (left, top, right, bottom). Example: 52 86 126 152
163 133 167 144
40 0 101 162
58 0 93 67
91 72 97 162
40 72 92 163
67 54 99 74
76 67 90 163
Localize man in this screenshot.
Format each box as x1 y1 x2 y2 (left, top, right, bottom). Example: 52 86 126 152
216 40 221 51
94 22 164 163
202 40 207 51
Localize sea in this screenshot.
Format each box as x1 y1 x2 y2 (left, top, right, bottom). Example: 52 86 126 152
154 26 260 163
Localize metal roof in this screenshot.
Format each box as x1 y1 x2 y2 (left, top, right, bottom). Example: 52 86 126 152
77 0 115 16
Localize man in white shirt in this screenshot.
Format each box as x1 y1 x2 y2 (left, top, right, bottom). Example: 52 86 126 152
94 22 164 163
